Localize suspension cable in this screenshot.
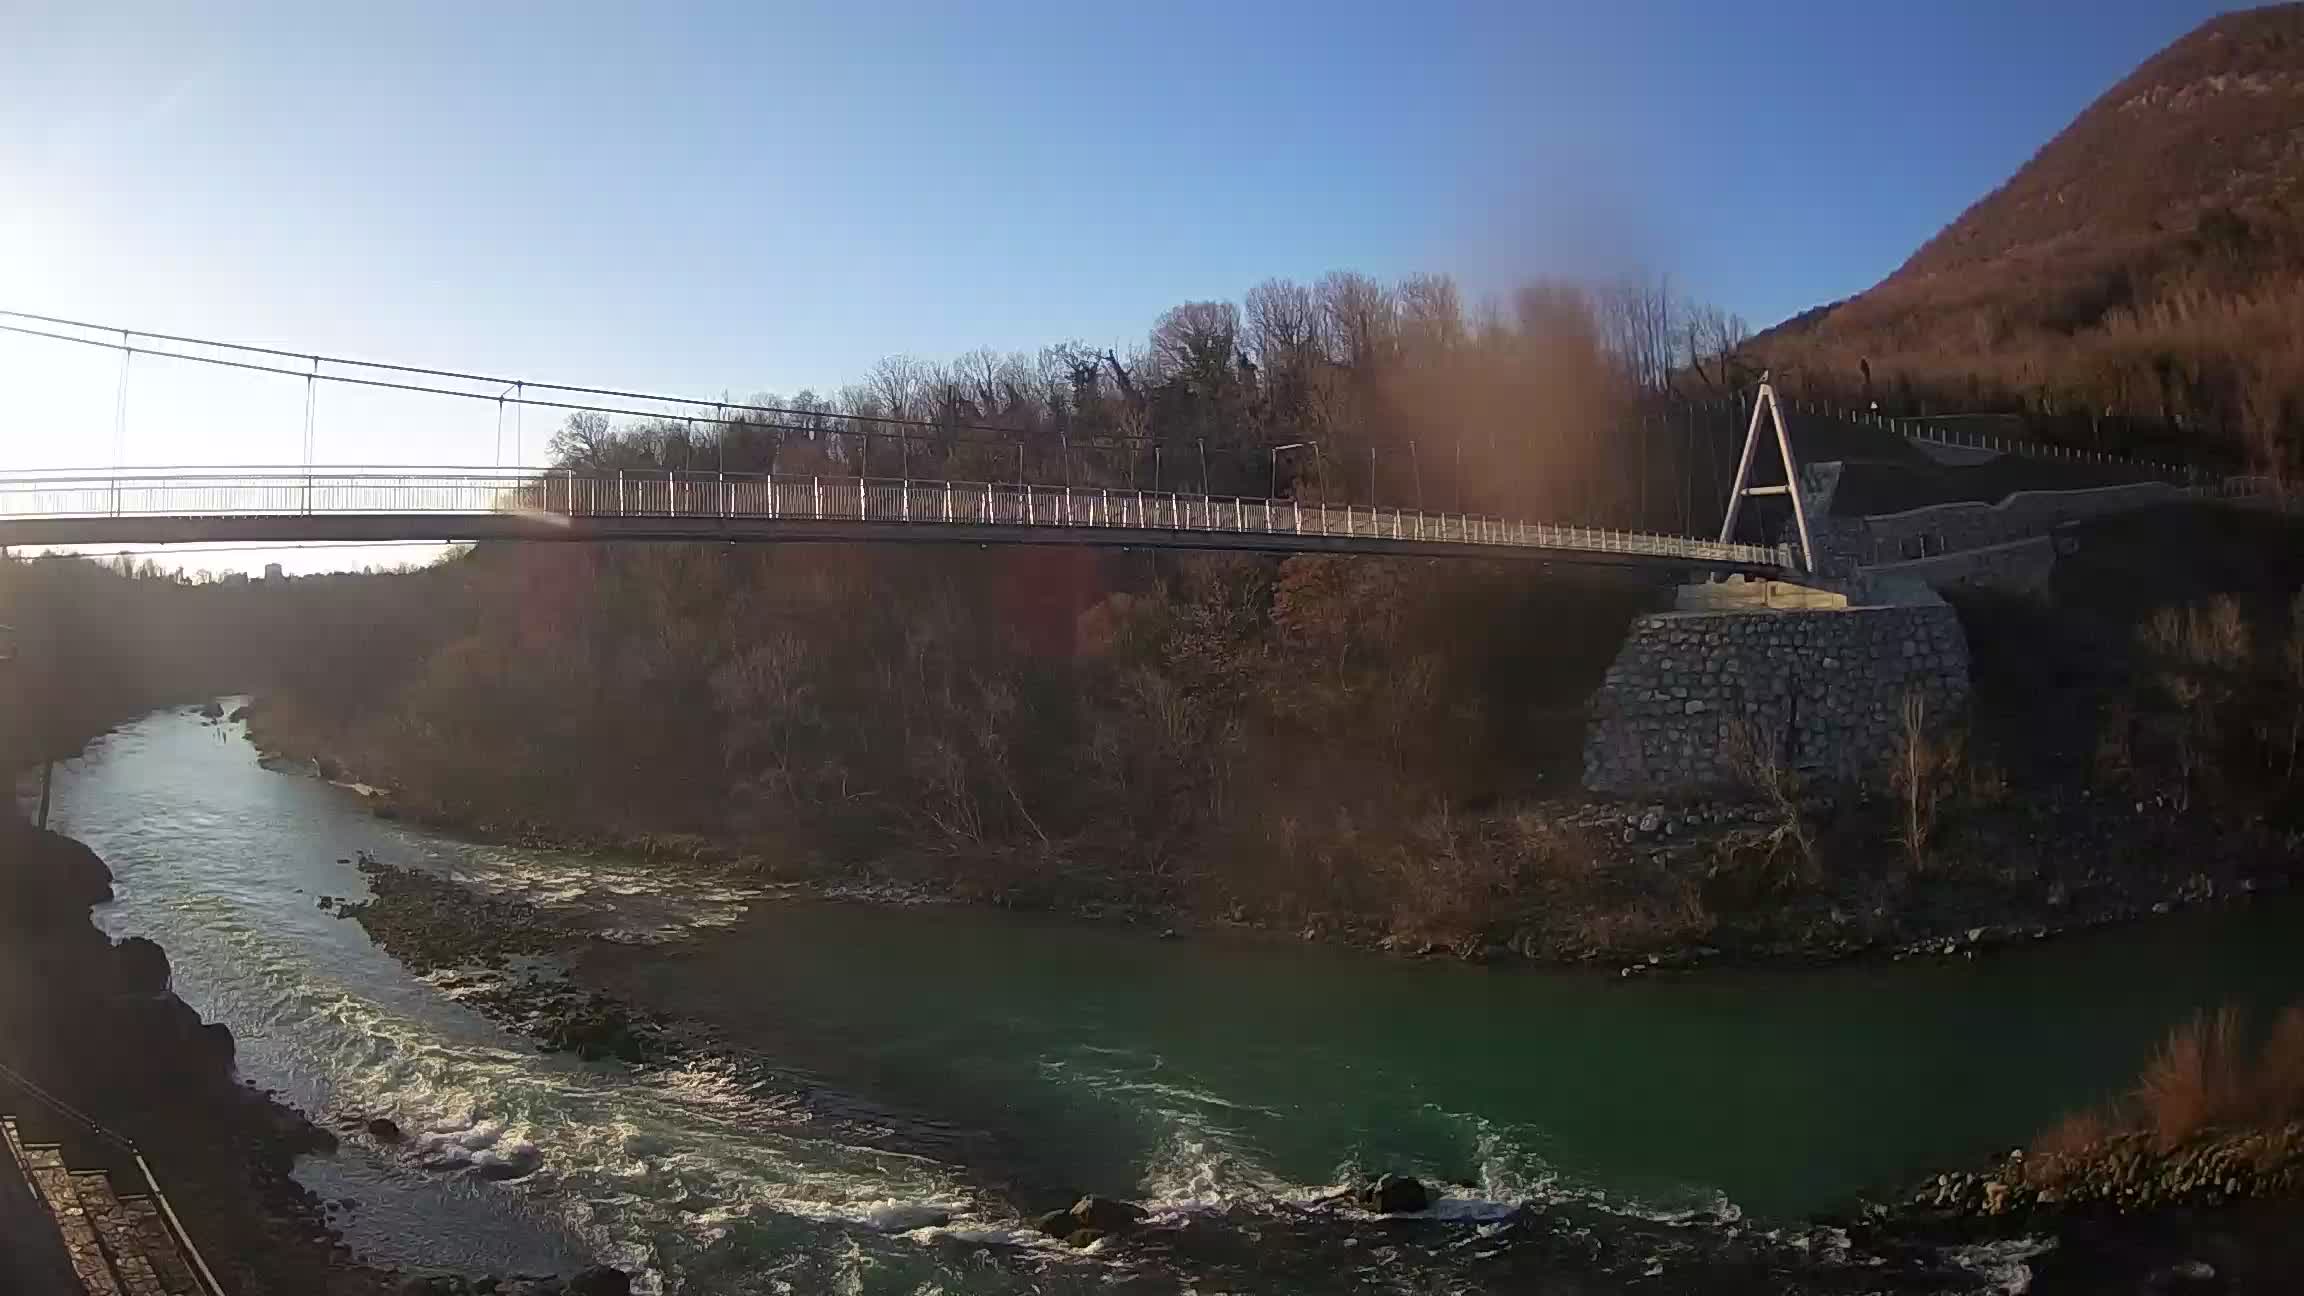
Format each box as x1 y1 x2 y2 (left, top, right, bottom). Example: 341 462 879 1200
112 332 132 468
0 311 1158 452
301 356 318 468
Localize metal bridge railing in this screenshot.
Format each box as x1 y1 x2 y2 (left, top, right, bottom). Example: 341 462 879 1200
0 468 1787 567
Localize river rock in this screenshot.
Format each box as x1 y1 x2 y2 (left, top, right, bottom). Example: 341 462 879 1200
367 1117 403 1143
541 1007 650 1063
564 1265 633 1296
197 701 225 719
1359 1173 1430 1214
471 1142 543 1181
2144 1258 2219 1292
1037 1196 1146 1237
1069 1196 1147 1233
113 936 173 995
865 1203 952 1232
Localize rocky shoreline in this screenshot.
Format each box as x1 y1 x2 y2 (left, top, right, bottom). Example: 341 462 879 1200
1918 1126 2304 1218
314 749 2300 980
0 810 633 1296
0 810 395 1295
1862 1134 2304 1294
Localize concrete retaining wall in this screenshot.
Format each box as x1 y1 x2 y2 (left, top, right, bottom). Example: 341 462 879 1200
1859 536 2058 597
1582 595 1970 799
1845 482 2181 565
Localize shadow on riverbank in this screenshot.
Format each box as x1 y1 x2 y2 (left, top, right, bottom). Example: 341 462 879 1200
0 809 393 1295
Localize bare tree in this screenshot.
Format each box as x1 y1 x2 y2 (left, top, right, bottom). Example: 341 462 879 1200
1397 273 1467 360
1596 271 1681 395
951 348 1007 418
1318 271 1397 371
1149 301 1243 382
1686 303 1754 394
866 355 931 423
1243 278 1320 373
549 411 617 468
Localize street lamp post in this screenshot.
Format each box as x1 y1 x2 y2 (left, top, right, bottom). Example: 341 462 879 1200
1271 442 1319 499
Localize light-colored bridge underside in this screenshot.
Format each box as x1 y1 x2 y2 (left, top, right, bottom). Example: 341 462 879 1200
0 512 1778 573
0 471 1789 575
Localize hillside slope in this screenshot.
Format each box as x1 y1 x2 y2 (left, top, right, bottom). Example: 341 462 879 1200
1755 4 2304 468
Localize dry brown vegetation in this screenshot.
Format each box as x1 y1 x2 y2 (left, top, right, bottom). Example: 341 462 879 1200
2035 1001 2304 1164
2098 589 2304 812
1753 6 2304 477
1718 706 1822 888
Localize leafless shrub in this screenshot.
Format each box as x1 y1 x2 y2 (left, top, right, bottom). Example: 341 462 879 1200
2028 1108 2119 1179
2030 999 2304 1168
1889 691 1968 872
1722 705 1820 886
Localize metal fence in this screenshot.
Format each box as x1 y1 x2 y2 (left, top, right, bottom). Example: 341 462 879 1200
0 468 1786 566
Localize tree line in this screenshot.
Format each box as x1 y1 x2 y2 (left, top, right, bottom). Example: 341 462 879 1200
544 269 1768 539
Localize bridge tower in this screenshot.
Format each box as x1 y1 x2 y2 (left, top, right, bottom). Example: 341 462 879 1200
1717 378 1817 573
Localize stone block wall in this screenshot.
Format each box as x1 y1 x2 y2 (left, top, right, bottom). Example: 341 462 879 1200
1582 599 1970 798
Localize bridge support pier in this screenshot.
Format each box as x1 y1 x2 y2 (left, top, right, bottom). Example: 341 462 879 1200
1581 580 1969 799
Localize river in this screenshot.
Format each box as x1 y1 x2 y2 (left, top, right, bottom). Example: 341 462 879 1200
35 704 2304 1293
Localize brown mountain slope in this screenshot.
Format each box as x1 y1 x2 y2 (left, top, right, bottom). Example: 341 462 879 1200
1755 4 2304 469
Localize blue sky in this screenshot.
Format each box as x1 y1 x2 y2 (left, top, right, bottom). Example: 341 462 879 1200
0 0 2247 565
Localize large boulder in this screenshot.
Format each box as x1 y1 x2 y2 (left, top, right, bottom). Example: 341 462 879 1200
112 936 173 995
0 823 115 922
1069 1196 1146 1233
471 1142 544 1182
564 1266 632 1296
541 1008 650 1063
1358 1174 1430 1214
1035 1196 1148 1239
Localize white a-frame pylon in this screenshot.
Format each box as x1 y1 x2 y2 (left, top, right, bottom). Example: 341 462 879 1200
1716 376 1816 573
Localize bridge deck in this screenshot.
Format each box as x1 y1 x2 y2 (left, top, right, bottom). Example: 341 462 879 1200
0 470 1788 572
